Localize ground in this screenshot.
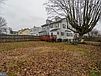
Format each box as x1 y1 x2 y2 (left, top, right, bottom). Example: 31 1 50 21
0 41 101 76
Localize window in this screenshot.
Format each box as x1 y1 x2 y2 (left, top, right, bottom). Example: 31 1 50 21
58 23 60 28
61 32 64 36
67 33 73 37
51 33 53 36
55 25 58 28
54 24 57 28
63 24 66 28
47 27 49 29
57 31 59 35
43 27 45 30
3 29 6 32
50 24 53 28
55 23 59 28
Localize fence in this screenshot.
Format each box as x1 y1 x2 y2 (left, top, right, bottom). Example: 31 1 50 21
84 36 101 42
0 34 40 43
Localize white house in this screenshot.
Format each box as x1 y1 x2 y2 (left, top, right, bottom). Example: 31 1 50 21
30 26 42 36
0 26 12 35
39 17 75 41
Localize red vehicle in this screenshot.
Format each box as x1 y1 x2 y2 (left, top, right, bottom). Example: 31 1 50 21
40 35 56 42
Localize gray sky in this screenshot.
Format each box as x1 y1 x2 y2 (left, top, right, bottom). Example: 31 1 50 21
0 0 101 31
1 0 48 30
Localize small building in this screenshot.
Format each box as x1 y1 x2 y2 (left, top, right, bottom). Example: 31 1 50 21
10 31 18 35
18 28 31 35
30 26 42 36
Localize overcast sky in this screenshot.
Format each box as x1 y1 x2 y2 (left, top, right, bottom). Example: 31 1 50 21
0 0 101 31
1 0 47 31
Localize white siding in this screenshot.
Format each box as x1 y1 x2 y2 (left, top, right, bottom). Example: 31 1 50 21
31 27 42 36
49 19 74 40
41 18 75 40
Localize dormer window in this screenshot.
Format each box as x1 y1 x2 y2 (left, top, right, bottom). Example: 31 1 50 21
63 24 66 28
50 24 53 28
55 23 59 28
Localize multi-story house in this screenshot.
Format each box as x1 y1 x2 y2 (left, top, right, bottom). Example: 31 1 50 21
30 26 42 36
39 19 51 36
39 17 75 41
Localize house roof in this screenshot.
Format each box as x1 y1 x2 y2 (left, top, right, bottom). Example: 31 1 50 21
65 30 72 32
18 28 31 34
41 18 65 27
33 26 41 28
39 30 47 33
41 24 49 27
50 18 65 24
50 28 60 32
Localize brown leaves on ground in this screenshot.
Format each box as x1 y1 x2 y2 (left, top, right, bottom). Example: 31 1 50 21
0 41 101 76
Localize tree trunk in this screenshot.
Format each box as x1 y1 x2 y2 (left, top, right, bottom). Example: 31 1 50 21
73 33 84 44
78 34 84 43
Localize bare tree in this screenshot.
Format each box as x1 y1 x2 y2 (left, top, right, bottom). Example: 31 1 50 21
45 0 101 42
0 17 7 28
0 0 6 27
88 29 100 37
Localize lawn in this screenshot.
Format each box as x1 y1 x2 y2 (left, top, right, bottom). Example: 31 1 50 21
0 41 101 76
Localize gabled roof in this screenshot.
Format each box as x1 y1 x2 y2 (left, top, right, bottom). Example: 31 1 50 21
41 24 49 27
18 28 31 33
39 30 47 33
65 30 72 32
50 18 65 25
41 18 66 27
50 28 60 32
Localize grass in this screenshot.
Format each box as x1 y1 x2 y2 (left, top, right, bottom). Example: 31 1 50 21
0 41 88 52
90 70 100 76
0 41 100 76
0 41 37 51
